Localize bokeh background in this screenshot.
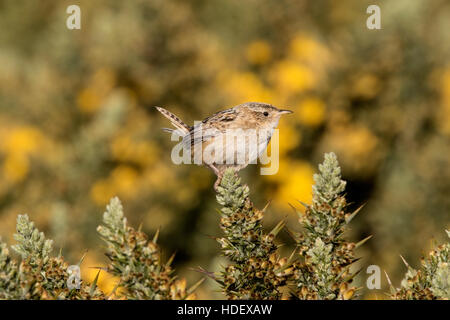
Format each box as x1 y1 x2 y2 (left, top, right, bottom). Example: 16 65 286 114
0 0 449 299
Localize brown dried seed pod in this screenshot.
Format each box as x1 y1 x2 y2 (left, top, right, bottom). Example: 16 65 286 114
343 288 355 300
339 282 348 293
269 253 277 264
283 267 293 275
278 257 287 267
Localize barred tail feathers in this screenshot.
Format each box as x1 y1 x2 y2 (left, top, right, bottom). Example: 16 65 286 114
155 107 191 135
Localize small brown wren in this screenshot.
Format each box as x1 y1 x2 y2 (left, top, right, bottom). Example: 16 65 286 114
156 102 293 190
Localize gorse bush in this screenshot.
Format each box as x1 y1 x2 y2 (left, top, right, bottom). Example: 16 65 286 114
0 200 195 300
0 215 105 299
97 197 201 299
212 171 290 299
208 153 369 300
0 153 448 299
389 230 450 300
291 153 370 299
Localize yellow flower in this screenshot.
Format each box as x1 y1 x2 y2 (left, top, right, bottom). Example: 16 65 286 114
331 125 377 159
442 67 450 103
437 67 450 135
90 180 115 205
267 159 314 211
218 71 275 105
142 163 177 191
111 135 159 167
246 40 272 65
91 166 139 205
77 68 116 113
81 257 119 296
0 126 45 183
277 122 302 156
351 74 380 99
296 97 326 127
321 124 379 176
270 60 317 94
111 165 139 199
2 127 43 155
289 34 326 63
3 154 29 183
77 88 102 113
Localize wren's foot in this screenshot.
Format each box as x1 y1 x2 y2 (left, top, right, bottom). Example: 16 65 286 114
214 173 223 192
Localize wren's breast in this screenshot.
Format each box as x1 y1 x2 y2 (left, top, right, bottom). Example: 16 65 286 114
202 127 275 168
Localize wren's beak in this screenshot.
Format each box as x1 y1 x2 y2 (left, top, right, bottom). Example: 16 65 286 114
278 109 293 115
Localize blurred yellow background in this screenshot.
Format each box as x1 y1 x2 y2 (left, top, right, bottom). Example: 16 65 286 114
0 0 449 299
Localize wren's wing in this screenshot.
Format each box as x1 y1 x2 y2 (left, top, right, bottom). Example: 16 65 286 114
182 108 238 148
201 108 238 125
182 125 220 150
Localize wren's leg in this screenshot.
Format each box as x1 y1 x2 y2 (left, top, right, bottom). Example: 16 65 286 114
206 163 222 191
206 163 220 176
214 172 223 191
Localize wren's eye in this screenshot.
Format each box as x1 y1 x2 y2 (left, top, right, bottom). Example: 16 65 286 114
263 111 269 117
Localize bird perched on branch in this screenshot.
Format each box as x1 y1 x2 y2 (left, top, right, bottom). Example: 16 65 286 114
156 102 292 190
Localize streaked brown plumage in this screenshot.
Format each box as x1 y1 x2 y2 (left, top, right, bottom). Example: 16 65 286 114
156 102 292 190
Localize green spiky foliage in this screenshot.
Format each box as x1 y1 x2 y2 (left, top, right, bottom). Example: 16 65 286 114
11 215 53 267
97 197 201 300
0 198 201 300
292 153 369 300
0 215 104 300
213 169 291 300
389 230 449 300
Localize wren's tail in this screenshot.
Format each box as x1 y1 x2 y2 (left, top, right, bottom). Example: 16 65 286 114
155 107 191 135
